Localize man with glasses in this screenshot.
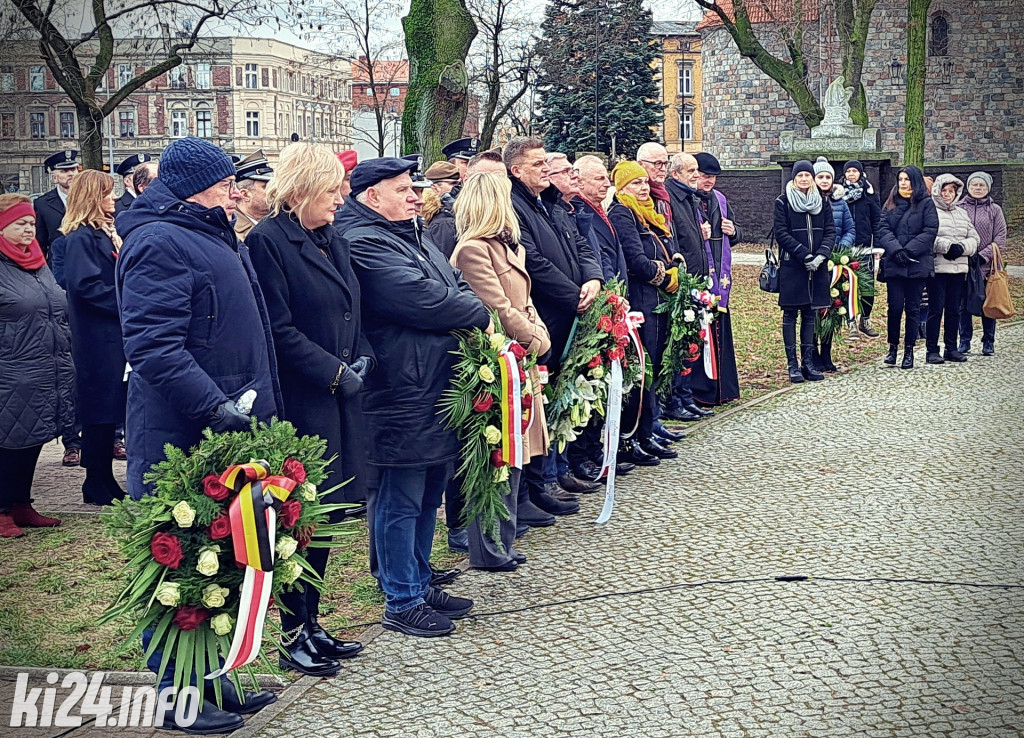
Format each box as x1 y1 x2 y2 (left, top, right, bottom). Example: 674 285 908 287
637 142 673 223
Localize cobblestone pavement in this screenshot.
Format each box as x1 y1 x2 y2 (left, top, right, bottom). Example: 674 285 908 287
252 323 1024 738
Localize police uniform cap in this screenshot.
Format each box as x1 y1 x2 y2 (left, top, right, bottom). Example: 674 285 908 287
45 150 80 172
348 157 419 197
440 137 479 161
115 153 153 177
234 149 275 182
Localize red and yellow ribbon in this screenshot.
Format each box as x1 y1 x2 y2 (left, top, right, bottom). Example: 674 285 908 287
497 349 525 469
830 264 860 321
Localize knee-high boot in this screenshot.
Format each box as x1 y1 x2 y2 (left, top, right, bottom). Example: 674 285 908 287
81 424 125 506
800 312 824 381
782 311 803 383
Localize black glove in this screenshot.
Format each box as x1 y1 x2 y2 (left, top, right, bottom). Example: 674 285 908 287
208 400 251 433
894 249 911 267
944 243 965 261
350 356 373 381
332 363 363 398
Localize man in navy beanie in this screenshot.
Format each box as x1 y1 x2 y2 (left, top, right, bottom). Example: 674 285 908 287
115 137 282 732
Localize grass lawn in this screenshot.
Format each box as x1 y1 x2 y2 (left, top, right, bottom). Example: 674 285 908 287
2 264 1021 673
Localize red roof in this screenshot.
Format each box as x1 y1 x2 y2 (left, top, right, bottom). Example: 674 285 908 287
696 0 820 31
351 58 408 83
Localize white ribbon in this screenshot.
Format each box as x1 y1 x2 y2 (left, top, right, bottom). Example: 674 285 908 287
595 359 623 525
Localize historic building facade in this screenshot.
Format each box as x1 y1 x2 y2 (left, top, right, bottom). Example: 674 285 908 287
651 21 703 155
0 37 352 194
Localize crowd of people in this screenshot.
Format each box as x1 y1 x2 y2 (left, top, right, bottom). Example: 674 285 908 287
0 132 1009 731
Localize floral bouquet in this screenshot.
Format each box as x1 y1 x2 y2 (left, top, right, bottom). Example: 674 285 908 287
654 272 720 398
100 420 354 704
546 279 644 452
817 247 874 339
438 310 538 547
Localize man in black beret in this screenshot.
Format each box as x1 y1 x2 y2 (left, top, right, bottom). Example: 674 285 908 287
334 158 491 637
440 137 480 181
114 153 155 215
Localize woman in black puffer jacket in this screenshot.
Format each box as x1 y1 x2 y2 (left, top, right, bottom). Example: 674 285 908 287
875 165 938 369
841 160 882 338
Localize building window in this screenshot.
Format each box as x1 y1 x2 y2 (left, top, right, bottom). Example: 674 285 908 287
118 63 133 88
30 65 44 91
60 111 76 138
679 64 693 97
246 110 260 137
244 63 258 89
196 63 211 89
390 87 400 97
120 110 136 138
168 66 186 89
30 112 46 138
171 110 188 137
1 112 15 139
930 14 949 56
0 67 13 92
196 109 212 138
680 112 693 141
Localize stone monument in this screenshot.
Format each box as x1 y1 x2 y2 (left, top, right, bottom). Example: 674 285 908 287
779 77 881 153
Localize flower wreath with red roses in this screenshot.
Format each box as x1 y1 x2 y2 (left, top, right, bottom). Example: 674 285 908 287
101 420 353 704
653 271 720 398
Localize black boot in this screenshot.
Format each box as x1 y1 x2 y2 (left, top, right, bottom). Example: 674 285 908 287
618 438 660 466
884 344 898 366
818 337 837 372
206 676 277 715
81 424 126 506
279 623 341 676
901 344 915 370
782 313 803 383
156 692 244 734
308 617 364 660
800 345 824 381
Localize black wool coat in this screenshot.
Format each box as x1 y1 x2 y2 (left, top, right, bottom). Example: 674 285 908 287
335 198 489 468
844 185 881 248
64 226 126 425
114 191 135 216
773 194 836 309
666 178 707 278
576 199 628 285
875 196 939 281
247 212 373 503
33 189 66 255
425 195 457 258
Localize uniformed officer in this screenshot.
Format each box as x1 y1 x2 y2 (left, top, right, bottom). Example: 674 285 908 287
232 149 274 241
114 153 155 215
439 137 480 182
403 154 432 217
34 150 80 255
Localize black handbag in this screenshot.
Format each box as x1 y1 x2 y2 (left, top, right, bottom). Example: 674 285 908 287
964 255 986 317
759 231 780 293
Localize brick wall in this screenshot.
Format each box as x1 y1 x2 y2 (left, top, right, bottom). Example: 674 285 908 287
213 66 231 87
137 97 150 136
714 169 782 242
1000 164 1024 232
154 94 165 135
216 94 231 136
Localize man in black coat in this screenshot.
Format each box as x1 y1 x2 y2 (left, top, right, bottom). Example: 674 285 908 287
336 157 491 638
113 153 155 215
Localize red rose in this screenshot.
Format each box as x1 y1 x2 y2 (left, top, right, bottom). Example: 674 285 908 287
607 346 625 361
202 474 231 502
597 315 613 332
680 367 692 376
208 514 232 541
509 342 527 360
688 343 699 354
490 449 507 468
151 532 184 569
279 499 302 529
587 355 602 369
612 322 628 340
172 606 209 631
850 261 860 270
472 393 495 412
618 336 630 348
606 294 619 306
522 393 533 409
698 329 707 340
833 299 843 307
615 307 627 323
281 458 306 484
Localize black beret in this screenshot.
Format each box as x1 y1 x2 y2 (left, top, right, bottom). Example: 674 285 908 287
349 157 419 197
116 153 153 177
695 152 722 176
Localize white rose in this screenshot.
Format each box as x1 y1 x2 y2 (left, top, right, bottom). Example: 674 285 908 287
300 482 317 502
276 536 298 561
489 333 507 351
201 584 230 609
493 465 510 483
827 260 836 270
278 558 302 585
838 307 847 315
484 425 502 445
830 288 840 298
840 255 850 265
210 613 233 636
155 582 181 607
196 546 220 577
171 501 195 528
589 366 605 380
683 309 696 323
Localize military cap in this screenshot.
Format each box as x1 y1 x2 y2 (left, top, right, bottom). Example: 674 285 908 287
440 137 479 161
424 161 460 182
234 149 274 182
115 153 154 178
402 154 432 188
695 152 722 176
348 157 419 197
45 150 80 171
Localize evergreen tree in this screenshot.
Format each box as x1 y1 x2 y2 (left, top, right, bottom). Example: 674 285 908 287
535 0 663 158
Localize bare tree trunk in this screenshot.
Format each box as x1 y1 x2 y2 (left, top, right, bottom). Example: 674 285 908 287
904 0 931 167
402 0 478 161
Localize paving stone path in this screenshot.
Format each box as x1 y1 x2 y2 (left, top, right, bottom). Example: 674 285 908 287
250 322 1024 738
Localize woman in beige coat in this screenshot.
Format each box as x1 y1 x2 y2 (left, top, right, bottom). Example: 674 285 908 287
451 171 552 572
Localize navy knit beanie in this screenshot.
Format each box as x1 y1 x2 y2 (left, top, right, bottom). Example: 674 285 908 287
159 137 237 200
843 159 865 177
791 160 815 178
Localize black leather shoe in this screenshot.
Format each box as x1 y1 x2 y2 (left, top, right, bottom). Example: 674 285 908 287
901 346 915 369
510 552 527 564
573 460 603 481
557 473 601 494
639 437 678 460
518 499 556 526
309 619 364 660
618 439 660 466
429 564 461 586
381 604 455 637
545 482 579 502
279 625 341 677
474 559 518 572
207 676 277 715
884 344 898 366
926 351 945 364
531 488 580 516
654 426 686 443
662 408 701 422
515 523 530 538
684 403 714 418
944 349 967 362
156 696 244 734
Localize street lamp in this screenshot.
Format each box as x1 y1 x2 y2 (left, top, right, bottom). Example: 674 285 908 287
940 58 954 85
889 57 903 86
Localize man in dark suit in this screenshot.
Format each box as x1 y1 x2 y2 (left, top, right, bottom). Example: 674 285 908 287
34 150 80 256
113 153 155 215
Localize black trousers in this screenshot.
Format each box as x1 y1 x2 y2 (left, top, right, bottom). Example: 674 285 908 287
885 277 926 346
0 445 43 513
926 272 965 353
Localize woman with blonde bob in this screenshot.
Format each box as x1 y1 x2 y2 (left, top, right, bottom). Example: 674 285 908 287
61 169 127 505
247 142 370 676
451 171 552 572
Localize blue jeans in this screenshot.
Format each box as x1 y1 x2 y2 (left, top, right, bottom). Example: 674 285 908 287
374 463 452 613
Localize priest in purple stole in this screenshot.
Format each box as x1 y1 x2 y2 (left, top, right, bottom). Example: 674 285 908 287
692 153 741 405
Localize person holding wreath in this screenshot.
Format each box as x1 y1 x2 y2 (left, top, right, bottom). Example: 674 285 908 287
812 157 855 373
247 142 369 675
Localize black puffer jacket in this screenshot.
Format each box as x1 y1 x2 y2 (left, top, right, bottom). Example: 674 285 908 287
875 196 938 281
336 198 489 468
0 256 75 448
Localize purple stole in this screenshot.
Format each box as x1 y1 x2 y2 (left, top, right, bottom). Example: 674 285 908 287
695 190 733 310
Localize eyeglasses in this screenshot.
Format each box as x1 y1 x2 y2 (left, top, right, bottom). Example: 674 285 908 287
548 167 578 177
639 159 668 170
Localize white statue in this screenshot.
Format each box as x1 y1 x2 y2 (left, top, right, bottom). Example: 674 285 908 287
821 76 854 126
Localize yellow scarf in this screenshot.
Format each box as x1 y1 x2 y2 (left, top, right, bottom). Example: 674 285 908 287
898 185 913 199
616 192 672 237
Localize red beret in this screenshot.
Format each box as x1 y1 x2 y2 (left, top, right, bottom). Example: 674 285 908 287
336 150 358 173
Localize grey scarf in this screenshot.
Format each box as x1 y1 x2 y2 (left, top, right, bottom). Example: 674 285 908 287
785 181 823 214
